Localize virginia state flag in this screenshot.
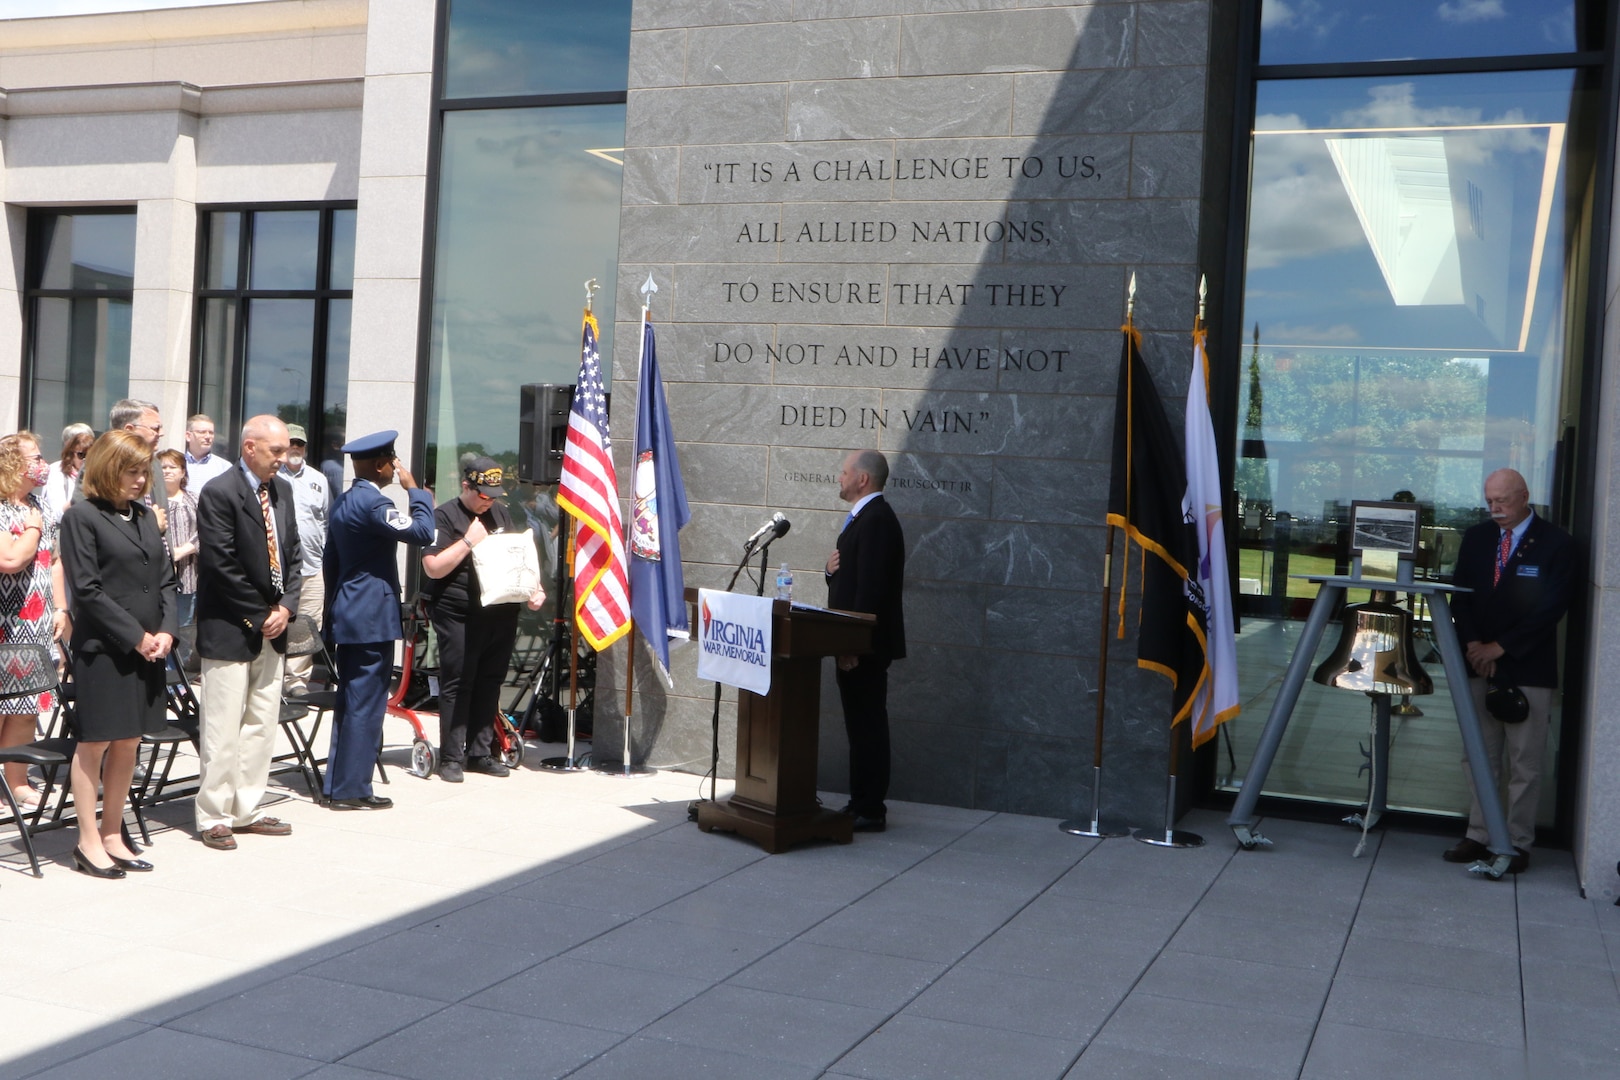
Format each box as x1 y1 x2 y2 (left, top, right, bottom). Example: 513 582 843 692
628 314 690 685
1184 328 1239 745
1107 325 1207 726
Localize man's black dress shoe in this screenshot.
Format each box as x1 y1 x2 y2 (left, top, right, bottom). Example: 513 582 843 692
1507 847 1530 874
72 848 126 879
110 854 154 872
1442 837 1491 863
467 756 509 777
851 815 886 833
329 795 394 810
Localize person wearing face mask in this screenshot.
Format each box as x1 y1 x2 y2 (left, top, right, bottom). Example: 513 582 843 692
0 432 69 811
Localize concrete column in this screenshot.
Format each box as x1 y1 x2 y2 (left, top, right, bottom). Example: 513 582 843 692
347 0 436 470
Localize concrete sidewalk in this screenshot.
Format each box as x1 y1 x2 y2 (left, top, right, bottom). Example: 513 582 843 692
2 745 1617 1080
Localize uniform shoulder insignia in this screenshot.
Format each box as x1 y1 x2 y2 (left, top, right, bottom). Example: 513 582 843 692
386 508 413 530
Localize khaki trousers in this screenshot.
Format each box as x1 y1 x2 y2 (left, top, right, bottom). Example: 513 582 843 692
1462 678 1554 851
283 572 325 694
196 639 285 831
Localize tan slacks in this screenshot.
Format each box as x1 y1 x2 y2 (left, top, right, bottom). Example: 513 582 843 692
283 571 325 694
1462 678 1554 851
196 638 285 831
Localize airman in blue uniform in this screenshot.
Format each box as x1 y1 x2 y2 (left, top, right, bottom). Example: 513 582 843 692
321 431 434 809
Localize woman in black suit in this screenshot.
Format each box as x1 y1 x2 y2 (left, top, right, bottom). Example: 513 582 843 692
58 430 177 878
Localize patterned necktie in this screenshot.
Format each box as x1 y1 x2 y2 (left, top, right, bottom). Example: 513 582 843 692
1494 529 1511 586
258 482 283 593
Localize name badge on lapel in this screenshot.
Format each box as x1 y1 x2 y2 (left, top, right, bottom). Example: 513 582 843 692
1517 564 1539 577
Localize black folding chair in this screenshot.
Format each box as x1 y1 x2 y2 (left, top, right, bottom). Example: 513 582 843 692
276 614 336 799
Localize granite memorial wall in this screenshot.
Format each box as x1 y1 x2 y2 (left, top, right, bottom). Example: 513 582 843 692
602 0 1236 822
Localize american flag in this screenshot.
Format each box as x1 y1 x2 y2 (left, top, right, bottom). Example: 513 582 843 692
556 310 631 651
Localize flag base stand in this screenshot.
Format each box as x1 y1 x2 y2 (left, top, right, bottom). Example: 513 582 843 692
592 714 655 777
539 708 590 772
593 761 656 778
1059 767 1129 837
1136 773 1203 848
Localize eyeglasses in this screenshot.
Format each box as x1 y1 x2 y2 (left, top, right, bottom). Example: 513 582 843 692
72 450 87 459
134 422 163 436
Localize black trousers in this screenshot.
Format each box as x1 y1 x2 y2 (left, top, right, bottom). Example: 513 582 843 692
836 657 891 818
431 603 520 764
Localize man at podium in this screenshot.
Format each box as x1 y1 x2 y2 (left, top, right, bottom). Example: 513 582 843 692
825 450 907 832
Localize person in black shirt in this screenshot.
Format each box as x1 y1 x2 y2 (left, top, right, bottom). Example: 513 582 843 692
421 457 544 781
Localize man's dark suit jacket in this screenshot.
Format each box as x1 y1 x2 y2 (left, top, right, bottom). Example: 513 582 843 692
827 494 906 663
1450 514 1573 690
196 464 302 662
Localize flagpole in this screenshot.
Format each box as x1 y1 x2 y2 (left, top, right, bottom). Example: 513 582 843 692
539 516 588 771
1139 274 1208 850
1060 275 1137 840
597 276 659 779
541 279 602 773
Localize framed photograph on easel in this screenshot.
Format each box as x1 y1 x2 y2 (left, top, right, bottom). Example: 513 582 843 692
1349 500 1421 558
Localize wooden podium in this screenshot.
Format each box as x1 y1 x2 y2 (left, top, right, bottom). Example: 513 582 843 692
687 588 874 853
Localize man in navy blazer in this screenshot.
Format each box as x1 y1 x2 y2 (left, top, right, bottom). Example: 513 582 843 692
1444 468 1573 873
825 450 906 832
194 415 302 851
322 431 435 809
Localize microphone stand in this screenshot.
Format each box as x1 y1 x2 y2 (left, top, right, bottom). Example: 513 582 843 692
689 531 781 819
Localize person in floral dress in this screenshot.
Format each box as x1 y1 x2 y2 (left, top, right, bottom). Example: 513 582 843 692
0 432 69 809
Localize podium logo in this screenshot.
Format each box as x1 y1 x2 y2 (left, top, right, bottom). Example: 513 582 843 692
700 600 768 667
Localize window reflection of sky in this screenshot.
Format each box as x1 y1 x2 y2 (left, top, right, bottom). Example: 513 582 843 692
1245 73 1574 354
427 105 626 473
1259 0 1578 65
1238 71 1587 520
445 0 632 99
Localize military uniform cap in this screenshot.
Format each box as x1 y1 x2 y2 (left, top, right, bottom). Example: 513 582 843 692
342 430 398 459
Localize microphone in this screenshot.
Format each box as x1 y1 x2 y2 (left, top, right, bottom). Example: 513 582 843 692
743 512 790 550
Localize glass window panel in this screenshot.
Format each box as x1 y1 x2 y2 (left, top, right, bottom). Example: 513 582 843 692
249 210 320 291
197 298 239 443
328 209 356 291
321 298 351 473
1225 69 1596 819
28 296 131 439
243 299 315 429
36 213 136 291
444 0 632 99
1259 0 1584 65
206 212 242 290
424 104 626 495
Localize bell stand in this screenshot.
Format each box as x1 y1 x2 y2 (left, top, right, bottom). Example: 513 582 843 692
1225 553 1520 879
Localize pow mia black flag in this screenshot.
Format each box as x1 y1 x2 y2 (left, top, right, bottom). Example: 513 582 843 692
1106 326 1207 725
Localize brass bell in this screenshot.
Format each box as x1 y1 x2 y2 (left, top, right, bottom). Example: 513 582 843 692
1312 591 1433 696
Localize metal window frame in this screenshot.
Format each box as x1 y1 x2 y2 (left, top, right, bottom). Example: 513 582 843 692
1207 0 1618 845
19 206 139 431
188 201 358 454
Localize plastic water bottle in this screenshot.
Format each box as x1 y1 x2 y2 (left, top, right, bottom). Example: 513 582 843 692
775 563 793 601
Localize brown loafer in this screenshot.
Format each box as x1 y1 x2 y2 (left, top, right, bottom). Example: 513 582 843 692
234 817 292 836
201 825 237 851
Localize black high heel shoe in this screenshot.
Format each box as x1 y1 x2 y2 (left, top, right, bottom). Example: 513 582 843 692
109 853 154 872
72 848 127 880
